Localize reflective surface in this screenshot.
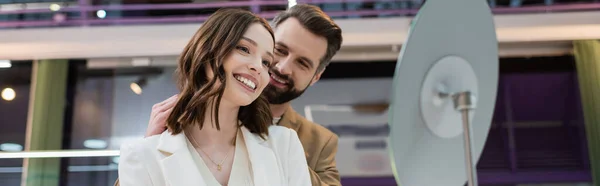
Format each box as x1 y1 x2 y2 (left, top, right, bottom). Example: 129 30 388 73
0 157 119 186
0 62 29 185
68 65 177 151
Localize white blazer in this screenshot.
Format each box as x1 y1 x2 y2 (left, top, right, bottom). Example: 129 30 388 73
117 125 311 186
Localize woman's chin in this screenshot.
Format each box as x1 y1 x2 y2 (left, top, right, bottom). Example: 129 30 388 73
239 101 253 106
223 89 258 107
231 96 256 107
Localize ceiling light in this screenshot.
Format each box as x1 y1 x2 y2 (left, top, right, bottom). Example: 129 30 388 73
49 4 61 11
2 88 15 101
288 0 297 8
96 10 106 19
130 78 147 95
132 57 150 66
83 139 107 149
0 143 23 152
0 60 11 68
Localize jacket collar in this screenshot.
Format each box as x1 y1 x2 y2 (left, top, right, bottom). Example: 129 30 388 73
156 126 269 155
156 130 186 155
277 106 301 131
155 126 280 186
239 126 280 185
156 130 205 186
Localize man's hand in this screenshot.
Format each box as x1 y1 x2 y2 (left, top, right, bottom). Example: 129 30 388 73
145 95 178 137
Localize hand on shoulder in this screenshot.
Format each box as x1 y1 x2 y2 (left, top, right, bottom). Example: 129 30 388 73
146 95 178 137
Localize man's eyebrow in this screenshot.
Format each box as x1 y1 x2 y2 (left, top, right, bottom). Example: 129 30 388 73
276 42 288 49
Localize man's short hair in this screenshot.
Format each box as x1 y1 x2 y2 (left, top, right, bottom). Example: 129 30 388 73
272 4 343 72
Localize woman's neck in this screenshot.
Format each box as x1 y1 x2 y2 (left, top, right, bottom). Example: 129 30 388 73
187 98 239 148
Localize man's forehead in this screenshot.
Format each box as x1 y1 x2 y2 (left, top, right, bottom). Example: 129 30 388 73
274 18 315 39
273 19 328 63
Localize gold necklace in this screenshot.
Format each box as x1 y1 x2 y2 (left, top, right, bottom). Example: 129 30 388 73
188 132 234 171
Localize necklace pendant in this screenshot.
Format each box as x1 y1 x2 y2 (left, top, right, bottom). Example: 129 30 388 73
217 165 222 171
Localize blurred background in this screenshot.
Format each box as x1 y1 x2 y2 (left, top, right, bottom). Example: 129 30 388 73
1 0 600 185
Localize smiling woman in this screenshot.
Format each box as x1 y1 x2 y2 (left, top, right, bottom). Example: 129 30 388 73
116 8 311 186
166 9 274 137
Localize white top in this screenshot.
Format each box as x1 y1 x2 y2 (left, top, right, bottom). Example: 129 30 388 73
117 125 311 186
187 129 253 186
272 117 281 125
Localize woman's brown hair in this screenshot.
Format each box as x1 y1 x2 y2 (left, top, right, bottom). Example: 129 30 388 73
166 8 275 139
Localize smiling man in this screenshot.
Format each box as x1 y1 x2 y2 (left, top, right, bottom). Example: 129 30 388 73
116 4 344 186
262 4 343 186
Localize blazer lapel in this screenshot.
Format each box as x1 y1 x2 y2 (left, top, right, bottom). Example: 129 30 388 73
157 131 206 186
241 127 282 186
277 106 311 162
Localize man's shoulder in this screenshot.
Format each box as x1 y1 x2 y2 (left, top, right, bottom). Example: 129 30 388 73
287 112 339 162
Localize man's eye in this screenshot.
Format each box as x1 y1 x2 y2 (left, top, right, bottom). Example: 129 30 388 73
275 48 286 55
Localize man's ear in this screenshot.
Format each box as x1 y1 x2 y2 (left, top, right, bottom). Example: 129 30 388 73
309 68 325 86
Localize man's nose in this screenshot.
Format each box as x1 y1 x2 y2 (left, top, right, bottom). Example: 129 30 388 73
275 57 293 75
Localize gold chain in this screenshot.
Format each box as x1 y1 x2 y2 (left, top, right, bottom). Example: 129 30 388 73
188 132 234 171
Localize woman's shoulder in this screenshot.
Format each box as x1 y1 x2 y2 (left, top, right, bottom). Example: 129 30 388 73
267 125 299 141
120 134 162 157
259 125 303 154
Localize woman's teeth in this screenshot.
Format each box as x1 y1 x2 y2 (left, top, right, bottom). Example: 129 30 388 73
235 75 256 90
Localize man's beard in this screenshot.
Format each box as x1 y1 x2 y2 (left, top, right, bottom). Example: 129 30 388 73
263 84 307 104
263 69 309 104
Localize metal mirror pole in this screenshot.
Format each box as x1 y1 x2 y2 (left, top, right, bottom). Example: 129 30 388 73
453 91 478 186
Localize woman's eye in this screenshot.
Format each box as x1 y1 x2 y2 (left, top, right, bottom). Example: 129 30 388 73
236 46 250 54
262 60 271 68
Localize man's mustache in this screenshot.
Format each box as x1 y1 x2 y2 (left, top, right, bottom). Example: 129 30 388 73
269 69 292 82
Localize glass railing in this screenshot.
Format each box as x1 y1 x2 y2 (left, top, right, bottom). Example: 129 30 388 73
0 155 120 186
0 0 599 29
